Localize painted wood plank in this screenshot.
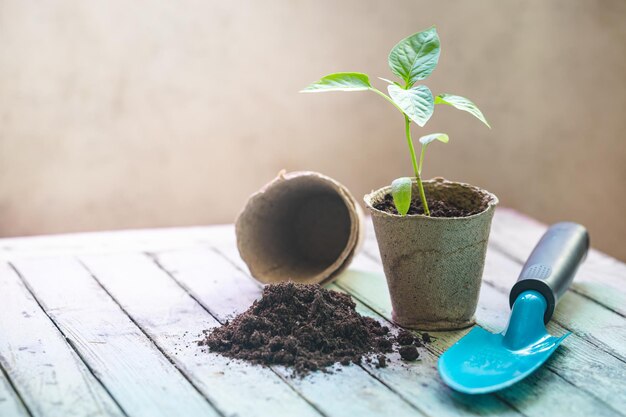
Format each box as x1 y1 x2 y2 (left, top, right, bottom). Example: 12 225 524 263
11 257 219 417
0 368 29 417
0 262 124 417
0 226 220 260
80 252 322 417
490 208 626 316
344 252 625 416
362 225 626 363
208 227 624 416
206 235 522 417
154 247 426 417
325 283 522 417
481 249 626 362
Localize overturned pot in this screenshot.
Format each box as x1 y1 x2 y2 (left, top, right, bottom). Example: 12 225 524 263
236 170 364 285
364 177 498 330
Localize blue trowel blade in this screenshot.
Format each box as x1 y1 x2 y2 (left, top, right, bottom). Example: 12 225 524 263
438 290 570 394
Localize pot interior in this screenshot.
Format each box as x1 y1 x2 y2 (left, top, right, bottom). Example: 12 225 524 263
240 175 353 283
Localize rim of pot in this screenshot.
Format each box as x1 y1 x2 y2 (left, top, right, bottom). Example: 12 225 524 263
236 170 363 285
363 177 499 221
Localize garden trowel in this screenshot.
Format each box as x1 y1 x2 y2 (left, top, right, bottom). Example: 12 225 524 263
438 222 589 394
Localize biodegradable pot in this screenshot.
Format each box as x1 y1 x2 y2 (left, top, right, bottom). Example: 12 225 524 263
364 177 498 330
236 170 364 285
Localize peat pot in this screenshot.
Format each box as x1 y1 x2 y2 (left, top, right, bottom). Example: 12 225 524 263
236 170 364 285
364 178 498 330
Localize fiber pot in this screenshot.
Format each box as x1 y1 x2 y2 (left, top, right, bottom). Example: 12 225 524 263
364 177 498 330
236 170 364 285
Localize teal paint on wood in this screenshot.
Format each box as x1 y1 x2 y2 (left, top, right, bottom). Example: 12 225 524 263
11 257 219 417
80 252 322 417
0 262 123 417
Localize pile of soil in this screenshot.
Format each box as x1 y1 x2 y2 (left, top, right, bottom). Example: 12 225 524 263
198 283 430 375
374 193 480 217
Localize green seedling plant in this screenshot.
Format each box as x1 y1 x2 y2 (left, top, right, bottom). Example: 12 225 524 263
301 27 490 216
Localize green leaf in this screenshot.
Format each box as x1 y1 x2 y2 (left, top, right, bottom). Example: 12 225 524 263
391 177 412 216
388 84 434 127
388 27 440 87
435 94 491 128
300 72 372 92
419 133 449 145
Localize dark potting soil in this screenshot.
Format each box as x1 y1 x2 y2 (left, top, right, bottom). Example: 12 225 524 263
198 283 428 376
398 345 420 361
396 329 415 346
373 193 480 217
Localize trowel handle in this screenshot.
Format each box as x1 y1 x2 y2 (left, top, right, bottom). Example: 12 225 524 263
509 222 589 323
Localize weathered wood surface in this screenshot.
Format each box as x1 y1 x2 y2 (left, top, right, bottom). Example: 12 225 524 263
10 257 219 417
80 253 322 417
0 367 28 417
0 263 123 417
155 248 425 417
0 209 624 417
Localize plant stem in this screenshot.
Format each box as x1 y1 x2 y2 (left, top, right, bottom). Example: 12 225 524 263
405 115 430 216
369 88 405 114
369 86 430 216
418 145 426 175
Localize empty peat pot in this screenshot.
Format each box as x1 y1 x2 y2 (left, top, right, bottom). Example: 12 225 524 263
364 178 498 330
236 171 364 285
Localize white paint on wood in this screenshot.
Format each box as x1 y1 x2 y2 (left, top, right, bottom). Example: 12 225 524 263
326 283 522 417
11 257 219 417
0 262 123 417
0 216 624 416
490 208 626 316
481 249 626 362
344 253 625 416
80 252 322 417
0 368 28 417
364 223 626 362
155 247 426 417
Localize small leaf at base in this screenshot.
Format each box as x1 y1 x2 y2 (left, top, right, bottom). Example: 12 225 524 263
419 133 449 145
391 177 413 216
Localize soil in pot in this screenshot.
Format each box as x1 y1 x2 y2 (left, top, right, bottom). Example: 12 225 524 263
198 283 429 376
374 193 482 217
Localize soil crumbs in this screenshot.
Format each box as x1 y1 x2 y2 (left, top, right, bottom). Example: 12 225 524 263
198 283 430 376
374 193 480 217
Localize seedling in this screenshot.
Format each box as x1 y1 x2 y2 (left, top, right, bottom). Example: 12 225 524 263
302 27 489 216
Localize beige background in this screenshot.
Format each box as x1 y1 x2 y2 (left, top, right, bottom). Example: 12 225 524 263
1 0 625 260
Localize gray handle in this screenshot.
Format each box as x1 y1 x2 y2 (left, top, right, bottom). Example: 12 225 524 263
509 222 589 323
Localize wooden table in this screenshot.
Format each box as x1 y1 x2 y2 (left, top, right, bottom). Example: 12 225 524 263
0 208 624 417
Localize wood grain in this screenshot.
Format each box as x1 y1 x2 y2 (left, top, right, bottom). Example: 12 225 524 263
0 262 123 417
80 252 323 417
0 366 28 417
490 208 626 316
363 222 626 363
11 257 219 417
155 247 426 417
0 212 624 416
207 236 523 417
346 252 625 416
326 283 522 417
